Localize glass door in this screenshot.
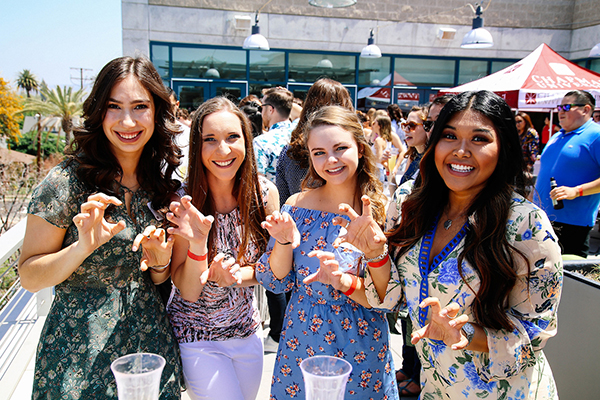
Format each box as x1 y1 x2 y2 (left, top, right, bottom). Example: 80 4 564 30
172 80 248 111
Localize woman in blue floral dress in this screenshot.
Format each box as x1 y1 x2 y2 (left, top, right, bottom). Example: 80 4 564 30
314 91 563 399
256 106 399 399
18 57 182 399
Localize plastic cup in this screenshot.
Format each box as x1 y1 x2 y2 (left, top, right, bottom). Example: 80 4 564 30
300 355 352 400
110 353 166 400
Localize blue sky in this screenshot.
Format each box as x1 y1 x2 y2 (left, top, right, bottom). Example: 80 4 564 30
0 0 122 90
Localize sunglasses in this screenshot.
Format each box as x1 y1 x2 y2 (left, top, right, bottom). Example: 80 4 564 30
557 103 586 112
423 120 434 132
401 121 424 132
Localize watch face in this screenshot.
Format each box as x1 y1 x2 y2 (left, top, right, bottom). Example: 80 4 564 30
462 322 475 343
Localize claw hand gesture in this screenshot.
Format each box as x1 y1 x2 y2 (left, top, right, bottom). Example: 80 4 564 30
304 250 345 291
166 195 214 246
411 297 471 350
332 195 386 259
132 225 174 271
72 193 126 254
199 253 242 287
261 211 301 248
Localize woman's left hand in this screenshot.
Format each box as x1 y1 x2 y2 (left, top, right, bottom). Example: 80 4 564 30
199 253 242 287
132 225 174 271
332 195 387 259
411 297 471 350
304 250 345 291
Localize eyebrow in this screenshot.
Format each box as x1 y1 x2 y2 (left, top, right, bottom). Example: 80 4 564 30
310 141 351 151
108 97 151 104
444 124 494 135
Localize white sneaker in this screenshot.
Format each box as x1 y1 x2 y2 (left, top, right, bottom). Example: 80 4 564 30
263 335 279 353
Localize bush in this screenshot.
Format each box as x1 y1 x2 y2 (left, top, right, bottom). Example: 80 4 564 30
8 129 64 157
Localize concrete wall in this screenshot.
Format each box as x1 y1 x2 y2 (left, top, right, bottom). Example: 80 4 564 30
123 0 600 60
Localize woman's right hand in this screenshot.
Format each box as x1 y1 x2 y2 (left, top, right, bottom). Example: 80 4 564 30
199 253 242 286
166 195 214 247
261 211 300 248
72 193 126 254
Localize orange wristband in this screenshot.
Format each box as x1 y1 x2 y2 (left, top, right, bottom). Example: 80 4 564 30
577 186 583 197
187 249 207 261
368 253 390 268
343 275 358 296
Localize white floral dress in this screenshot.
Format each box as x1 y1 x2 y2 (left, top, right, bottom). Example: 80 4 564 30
368 192 563 400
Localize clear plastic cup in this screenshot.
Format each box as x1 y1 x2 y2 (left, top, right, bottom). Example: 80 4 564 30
110 353 166 400
300 355 352 400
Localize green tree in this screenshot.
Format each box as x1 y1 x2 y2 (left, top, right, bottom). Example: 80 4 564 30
16 69 39 98
21 83 85 148
0 77 23 141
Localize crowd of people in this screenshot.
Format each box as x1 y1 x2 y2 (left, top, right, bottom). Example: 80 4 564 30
17 54 600 399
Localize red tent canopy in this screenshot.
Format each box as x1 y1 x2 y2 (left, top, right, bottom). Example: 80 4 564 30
440 43 600 109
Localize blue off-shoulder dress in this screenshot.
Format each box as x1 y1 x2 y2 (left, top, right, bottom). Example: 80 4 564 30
256 205 399 400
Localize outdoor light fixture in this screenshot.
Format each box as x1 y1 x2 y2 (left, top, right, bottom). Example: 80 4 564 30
316 58 333 68
243 11 270 50
205 65 220 79
461 3 493 49
589 43 600 58
309 0 357 7
360 29 382 58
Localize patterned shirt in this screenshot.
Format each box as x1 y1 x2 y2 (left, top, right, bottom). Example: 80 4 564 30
253 120 293 183
520 128 539 172
367 193 563 400
167 177 271 342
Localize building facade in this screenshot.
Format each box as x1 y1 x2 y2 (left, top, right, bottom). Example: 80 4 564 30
122 0 600 110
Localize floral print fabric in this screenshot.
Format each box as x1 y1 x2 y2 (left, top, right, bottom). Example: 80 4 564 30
253 120 293 183
256 205 399 400
28 160 182 400
368 193 562 399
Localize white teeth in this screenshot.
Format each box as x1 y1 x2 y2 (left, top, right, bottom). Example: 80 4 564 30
214 159 234 167
450 164 474 172
117 131 140 140
328 167 344 173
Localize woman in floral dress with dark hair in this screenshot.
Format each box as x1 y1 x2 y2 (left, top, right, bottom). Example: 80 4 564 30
18 56 182 399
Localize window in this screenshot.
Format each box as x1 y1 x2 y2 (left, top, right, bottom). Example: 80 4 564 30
171 47 247 80
358 57 391 86
151 44 170 80
395 57 455 86
458 60 489 85
250 51 285 82
288 53 355 84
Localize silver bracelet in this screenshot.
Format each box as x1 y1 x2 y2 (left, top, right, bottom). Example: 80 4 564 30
364 243 388 263
149 259 171 272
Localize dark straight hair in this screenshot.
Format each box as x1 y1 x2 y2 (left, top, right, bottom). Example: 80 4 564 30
389 90 530 331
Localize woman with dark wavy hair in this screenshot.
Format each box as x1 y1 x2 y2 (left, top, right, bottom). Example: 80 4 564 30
164 97 279 399
18 56 182 399
311 91 563 399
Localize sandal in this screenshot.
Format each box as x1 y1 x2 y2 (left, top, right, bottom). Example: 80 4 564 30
398 378 421 397
395 368 409 382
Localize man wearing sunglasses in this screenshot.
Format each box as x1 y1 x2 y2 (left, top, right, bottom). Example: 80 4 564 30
534 90 600 257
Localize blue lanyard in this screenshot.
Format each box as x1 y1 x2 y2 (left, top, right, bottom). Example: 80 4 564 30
417 215 469 327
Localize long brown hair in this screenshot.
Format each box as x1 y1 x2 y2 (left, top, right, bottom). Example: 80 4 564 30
187 97 268 263
388 91 529 331
302 106 386 225
404 106 428 161
69 56 181 211
374 115 392 142
287 78 354 167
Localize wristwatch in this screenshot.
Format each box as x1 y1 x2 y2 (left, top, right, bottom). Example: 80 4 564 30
461 322 475 346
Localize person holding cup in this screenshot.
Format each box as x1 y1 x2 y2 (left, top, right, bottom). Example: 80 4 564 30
18 56 183 399
255 106 399 399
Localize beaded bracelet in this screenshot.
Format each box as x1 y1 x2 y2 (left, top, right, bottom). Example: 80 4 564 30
343 274 358 296
365 243 388 263
187 249 208 261
149 259 171 273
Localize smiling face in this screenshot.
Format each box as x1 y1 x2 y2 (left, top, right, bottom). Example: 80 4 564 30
200 110 246 186
102 75 155 162
435 109 500 200
307 124 362 187
404 111 428 152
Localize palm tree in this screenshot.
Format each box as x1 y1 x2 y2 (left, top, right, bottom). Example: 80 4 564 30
16 69 39 98
21 83 86 148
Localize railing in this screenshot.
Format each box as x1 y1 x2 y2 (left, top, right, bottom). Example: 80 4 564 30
0 218 53 399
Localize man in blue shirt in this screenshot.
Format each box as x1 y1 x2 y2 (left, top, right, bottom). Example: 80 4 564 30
534 90 600 257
